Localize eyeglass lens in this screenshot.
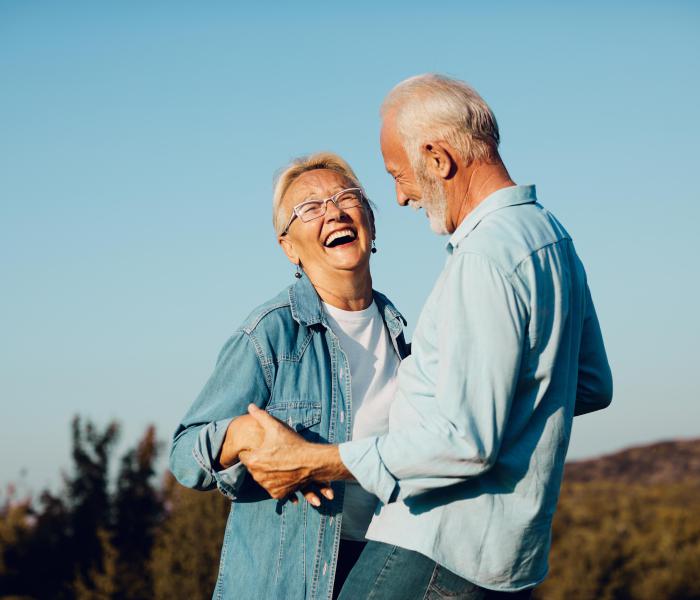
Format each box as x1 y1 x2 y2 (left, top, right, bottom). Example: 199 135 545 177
297 189 362 222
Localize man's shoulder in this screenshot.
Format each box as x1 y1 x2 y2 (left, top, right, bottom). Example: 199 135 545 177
455 202 572 275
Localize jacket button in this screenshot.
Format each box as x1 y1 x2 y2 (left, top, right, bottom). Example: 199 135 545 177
340 411 344 423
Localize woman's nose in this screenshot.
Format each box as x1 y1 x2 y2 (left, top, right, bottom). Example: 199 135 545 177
324 199 349 222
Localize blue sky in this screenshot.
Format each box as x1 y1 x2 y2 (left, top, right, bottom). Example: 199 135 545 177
1 1 699 493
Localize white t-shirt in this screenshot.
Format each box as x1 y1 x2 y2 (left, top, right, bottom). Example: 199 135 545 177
322 300 400 541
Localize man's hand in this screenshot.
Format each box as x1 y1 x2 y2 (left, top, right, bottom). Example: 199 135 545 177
240 404 347 504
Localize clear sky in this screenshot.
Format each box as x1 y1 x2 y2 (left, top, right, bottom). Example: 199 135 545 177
1 1 699 493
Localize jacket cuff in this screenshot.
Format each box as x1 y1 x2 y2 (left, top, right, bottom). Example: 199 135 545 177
192 418 247 500
339 437 398 505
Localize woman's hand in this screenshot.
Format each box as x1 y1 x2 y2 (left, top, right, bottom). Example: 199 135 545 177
217 414 264 470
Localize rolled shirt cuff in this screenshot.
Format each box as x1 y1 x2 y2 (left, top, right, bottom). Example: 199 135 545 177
339 436 399 505
192 418 248 500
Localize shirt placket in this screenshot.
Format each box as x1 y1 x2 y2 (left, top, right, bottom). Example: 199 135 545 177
311 326 351 599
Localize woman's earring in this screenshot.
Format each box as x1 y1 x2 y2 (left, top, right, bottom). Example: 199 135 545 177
371 240 377 254
294 264 302 279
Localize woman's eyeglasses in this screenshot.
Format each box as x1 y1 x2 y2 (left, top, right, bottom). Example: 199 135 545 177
281 188 364 236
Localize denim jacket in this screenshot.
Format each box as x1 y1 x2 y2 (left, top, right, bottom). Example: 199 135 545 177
170 274 409 600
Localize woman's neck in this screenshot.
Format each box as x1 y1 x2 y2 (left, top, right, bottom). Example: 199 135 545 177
305 266 373 311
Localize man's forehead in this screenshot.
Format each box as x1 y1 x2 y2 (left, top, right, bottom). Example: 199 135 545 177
379 114 396 147
380 118 406 173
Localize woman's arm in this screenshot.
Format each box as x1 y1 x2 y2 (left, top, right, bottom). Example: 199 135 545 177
169 330 270 499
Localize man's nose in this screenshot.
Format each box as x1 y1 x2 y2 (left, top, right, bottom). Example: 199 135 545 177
396 182 410 206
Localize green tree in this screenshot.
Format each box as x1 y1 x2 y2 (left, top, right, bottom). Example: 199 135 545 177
111 425 163 599
0 487 33 596
150 474 229 600
73 529 118 600
67 417 120 589
0 418 120 599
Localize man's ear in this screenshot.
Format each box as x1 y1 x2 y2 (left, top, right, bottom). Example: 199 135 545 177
278 236 300 266
421 141 457 180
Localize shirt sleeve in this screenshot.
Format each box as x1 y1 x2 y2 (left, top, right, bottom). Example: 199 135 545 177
574 282 613 416
340 253 527 504
169 330 270 500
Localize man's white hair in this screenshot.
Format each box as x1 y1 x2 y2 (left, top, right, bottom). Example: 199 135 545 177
381 73 500 168
272 152 372 236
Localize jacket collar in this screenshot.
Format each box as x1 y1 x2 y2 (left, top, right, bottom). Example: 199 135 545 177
288 273 406 335
446 185 537 254
288 273 325 326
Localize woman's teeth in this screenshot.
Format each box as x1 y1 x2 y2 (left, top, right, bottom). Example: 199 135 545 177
324 229 356 247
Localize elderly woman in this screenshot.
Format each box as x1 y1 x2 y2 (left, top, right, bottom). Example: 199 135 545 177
170 152 409 599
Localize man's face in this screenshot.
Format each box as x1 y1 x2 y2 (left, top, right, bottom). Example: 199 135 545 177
380 116 449 235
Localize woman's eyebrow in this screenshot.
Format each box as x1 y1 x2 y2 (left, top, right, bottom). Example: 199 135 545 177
302 187 346 202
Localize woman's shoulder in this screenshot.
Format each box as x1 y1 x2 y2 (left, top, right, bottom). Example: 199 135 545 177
372 289 407 327
237 285 297 335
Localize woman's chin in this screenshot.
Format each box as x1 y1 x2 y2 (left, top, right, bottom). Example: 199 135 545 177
320 247 370 272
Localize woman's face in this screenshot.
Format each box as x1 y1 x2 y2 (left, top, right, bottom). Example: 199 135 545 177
278 169 374 281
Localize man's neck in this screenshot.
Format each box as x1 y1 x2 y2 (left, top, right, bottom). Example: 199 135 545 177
305 266 373 311
450 158 516 231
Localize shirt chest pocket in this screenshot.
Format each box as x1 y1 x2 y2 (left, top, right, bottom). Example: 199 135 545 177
266 401 322 435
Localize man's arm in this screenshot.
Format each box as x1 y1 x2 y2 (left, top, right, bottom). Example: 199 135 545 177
339 253 527 503
574 282 613 416
242 254 527 504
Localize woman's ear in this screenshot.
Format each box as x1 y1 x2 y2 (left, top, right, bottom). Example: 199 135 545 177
278 236 300 266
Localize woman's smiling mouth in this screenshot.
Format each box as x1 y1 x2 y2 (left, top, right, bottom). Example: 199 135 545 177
324 228 357 248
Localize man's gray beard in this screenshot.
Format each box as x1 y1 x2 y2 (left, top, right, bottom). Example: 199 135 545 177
415 170 449 235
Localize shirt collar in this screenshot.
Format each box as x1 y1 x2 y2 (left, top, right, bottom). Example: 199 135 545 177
288 272 406 334
446 185 537 254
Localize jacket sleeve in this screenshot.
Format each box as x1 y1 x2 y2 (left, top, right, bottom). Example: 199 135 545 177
574 282 613 416
340 253 527 504
169 330 271 500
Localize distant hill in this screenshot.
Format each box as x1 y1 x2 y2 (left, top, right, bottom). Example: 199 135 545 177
564 438 700 485
535 438 700 600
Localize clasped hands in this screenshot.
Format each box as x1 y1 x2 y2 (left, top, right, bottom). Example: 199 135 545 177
218 404 334 506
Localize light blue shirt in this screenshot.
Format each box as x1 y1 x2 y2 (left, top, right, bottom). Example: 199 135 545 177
339 185 612 592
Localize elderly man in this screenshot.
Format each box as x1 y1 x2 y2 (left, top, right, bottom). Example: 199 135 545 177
241 74 612 599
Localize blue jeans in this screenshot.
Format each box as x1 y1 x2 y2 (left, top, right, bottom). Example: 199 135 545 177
338 541 534 600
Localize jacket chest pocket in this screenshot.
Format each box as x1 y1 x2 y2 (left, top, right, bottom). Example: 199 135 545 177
266 401 322 434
